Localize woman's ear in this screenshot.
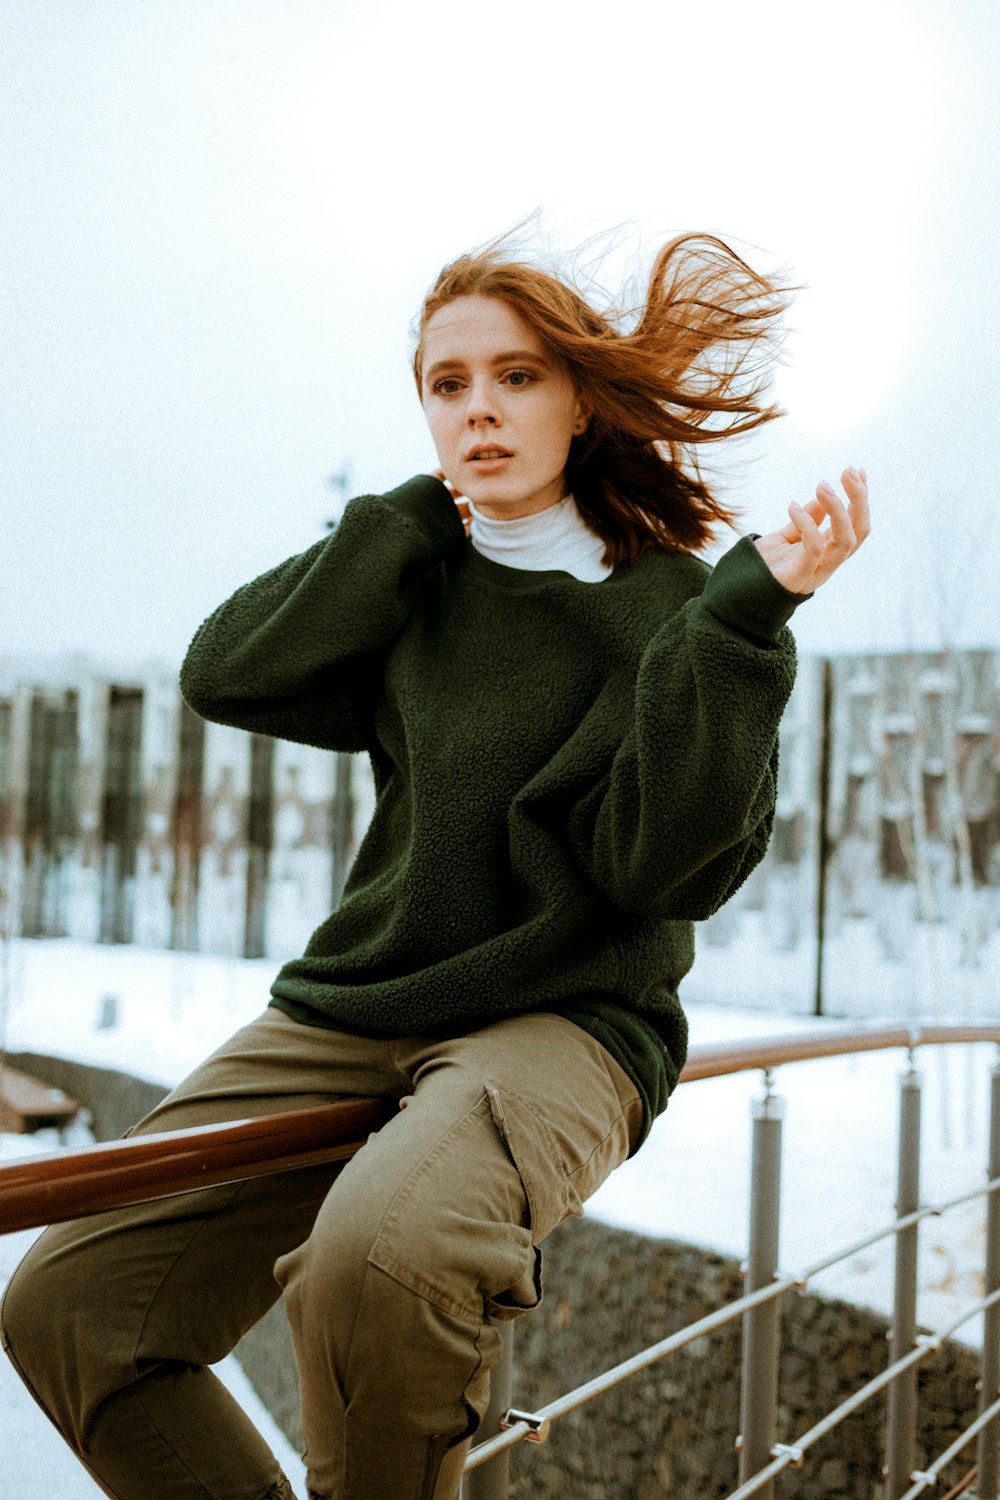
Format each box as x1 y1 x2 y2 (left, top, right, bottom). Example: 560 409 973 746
573 394 593 435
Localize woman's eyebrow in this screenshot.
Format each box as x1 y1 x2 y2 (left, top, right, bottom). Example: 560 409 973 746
424 349 551 380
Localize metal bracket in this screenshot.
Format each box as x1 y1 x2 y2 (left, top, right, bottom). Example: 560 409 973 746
771 1442 805 1468
905 1033 921 1078
500 1408 552 1444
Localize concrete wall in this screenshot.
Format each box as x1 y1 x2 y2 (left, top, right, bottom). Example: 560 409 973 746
5 1050 169 1140
7 1052 984 1499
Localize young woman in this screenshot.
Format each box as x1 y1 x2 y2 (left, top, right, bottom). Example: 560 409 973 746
2 229 869 1500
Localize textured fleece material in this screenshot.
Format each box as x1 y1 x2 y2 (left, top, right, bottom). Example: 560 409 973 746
179 475 808 1145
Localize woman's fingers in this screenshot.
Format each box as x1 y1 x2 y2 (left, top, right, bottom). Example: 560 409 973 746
810 467 870 556
776 494 823 541
432 467 461 497
789 501 825 563
760 464 870 593
807 466 870 586
841 465 871 544
815 482 857 552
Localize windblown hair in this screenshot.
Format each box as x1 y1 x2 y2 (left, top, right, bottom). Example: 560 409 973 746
412 227 794 564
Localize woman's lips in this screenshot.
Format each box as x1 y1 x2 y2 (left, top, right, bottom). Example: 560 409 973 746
467 452 513 471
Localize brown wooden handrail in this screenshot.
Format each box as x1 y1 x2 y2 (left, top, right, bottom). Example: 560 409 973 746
0 1098 395 1236
679 1023 1000 1082
3 1024 1000 1237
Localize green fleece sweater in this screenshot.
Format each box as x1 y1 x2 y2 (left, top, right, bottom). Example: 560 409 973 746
180 475 807 1146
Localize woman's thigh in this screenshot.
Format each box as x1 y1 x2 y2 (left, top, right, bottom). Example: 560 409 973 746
124 1004 404 1133
275 1011 644 1497
285 1009 644 1315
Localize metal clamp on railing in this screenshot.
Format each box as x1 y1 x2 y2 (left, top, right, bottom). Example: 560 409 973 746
770 1443 804 1468
499 1408 551 1444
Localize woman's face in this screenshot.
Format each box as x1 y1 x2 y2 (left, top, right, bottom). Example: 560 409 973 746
420 295 590 521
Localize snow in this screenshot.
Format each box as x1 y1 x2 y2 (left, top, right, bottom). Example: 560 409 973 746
1 922 999 1496
0 938 279 1087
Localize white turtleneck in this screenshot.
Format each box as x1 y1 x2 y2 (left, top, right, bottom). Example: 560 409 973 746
467 493 612 582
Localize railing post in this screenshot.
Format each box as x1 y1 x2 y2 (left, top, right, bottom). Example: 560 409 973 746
739 1070 785 1498
461 1321 514 1500
886 1051 922 1499
977 1054 1000 1499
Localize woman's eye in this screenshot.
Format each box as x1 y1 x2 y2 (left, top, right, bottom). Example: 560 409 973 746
433 378 463 396
506 369 535 388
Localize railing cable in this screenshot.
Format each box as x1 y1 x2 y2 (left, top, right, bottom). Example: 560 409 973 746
463 1275 796 1472
793 1174 1000 1287
721 1287 1000 1500
898 1396 1000 1500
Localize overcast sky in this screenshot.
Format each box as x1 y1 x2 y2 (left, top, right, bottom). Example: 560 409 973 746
3 0 999 669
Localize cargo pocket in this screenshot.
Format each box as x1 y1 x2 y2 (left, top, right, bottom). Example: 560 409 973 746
484 1079 584 1248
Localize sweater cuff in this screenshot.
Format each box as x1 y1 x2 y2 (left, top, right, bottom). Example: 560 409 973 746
700 534 812 648
380 474 466 553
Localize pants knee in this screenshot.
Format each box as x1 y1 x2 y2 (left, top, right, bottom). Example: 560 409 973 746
2 1252 47 1373
2 1252 70 1435
2 1234 120 1448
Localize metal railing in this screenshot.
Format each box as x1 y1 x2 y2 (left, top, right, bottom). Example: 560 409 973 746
4 1023 1000 1500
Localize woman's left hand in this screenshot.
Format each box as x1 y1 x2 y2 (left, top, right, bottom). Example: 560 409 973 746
755 466 870 595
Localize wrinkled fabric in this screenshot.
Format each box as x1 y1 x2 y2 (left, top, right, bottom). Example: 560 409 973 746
2 1007 641 1500
181 475 806 1140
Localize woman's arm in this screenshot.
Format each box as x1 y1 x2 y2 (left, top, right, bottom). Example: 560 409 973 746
564 537 799 918
179 475 464 751
565 468 870 919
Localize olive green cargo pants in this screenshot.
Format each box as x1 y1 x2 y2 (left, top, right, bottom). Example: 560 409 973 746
2 1007 642 1500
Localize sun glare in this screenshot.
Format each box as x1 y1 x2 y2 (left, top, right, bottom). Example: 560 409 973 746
269 0 939 435
774 275 911 434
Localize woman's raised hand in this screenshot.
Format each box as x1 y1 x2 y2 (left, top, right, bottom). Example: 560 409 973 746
755 467 870 595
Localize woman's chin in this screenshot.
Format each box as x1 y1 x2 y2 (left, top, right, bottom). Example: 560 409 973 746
462 481 522 512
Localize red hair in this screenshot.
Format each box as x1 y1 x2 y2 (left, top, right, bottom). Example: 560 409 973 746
412 228 794 564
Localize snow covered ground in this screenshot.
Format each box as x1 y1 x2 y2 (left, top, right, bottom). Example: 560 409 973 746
0 921 998 1497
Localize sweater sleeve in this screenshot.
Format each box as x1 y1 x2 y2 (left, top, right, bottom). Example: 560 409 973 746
565 535 809 919
179 475 465 750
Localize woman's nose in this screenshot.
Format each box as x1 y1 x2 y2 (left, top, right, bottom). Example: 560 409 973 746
465 381 501 426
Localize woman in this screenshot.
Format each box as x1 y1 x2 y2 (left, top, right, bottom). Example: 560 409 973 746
2 229 869 1500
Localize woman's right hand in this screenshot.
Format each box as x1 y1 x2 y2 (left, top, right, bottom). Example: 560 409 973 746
754 466 869 595
432 469 471 536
